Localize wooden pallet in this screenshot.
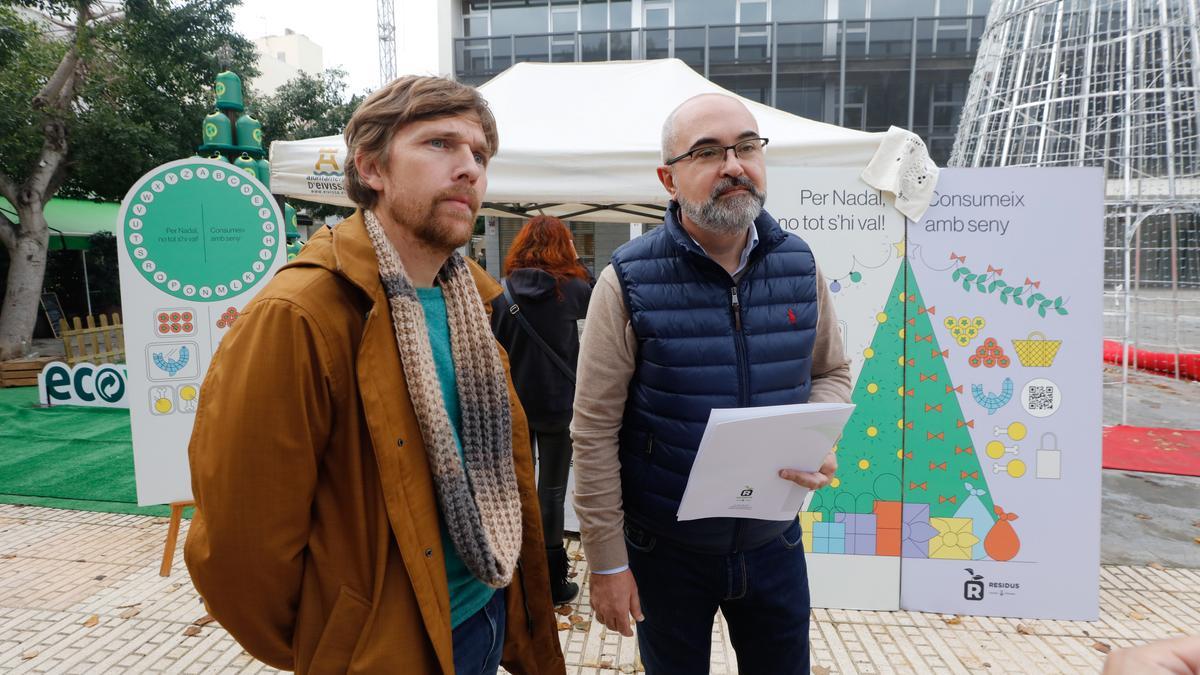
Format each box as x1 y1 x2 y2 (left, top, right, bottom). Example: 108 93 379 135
0 356 56 388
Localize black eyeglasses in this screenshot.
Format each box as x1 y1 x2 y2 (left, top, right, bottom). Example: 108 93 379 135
665 137 770 166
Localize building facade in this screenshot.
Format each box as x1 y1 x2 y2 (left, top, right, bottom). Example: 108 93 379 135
250 29 324 96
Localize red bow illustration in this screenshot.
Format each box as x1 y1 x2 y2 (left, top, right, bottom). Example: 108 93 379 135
934 349 950 359
955 446 974 455
918 305 936 315
927 431 945 440
950 252 966 263
939 495 958 504
961 470 979 479
905 421 914 429
906 358 916 367
925 403 943 412
907 318 917 326
929 461 947 470
986 264 1004 276
910 481 928 490
915 333 933 343
901 451 913 460
957 419 975 429
904 389 915 397
920 373 938 382
994 505 1020 522
947 384 963 394
1025 277 1040 289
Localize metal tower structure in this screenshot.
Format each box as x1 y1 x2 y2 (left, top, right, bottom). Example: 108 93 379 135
377 0 397 85
950 0 1200 421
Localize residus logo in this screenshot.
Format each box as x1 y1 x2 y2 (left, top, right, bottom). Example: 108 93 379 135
736 485 754 502
39 362 129 407
963 567 1021 601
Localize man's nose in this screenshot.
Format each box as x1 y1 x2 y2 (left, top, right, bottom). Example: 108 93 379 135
719 147 746 178
453 147 483 183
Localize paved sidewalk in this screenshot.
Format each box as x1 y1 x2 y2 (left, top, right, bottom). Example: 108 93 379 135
1 504 1197 674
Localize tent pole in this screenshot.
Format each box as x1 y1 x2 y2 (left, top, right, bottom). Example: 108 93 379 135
82 249 93 317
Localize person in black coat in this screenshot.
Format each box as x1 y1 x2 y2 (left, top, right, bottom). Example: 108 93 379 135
490 215 593 605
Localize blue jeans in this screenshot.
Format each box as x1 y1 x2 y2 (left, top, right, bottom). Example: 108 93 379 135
452 589 506 675
625 518 811 675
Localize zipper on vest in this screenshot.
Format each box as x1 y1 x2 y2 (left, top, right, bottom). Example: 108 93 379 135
729 286 743 332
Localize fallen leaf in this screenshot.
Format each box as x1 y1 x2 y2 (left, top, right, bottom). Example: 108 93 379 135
571 553 585 561
812 667 832 675
556 621 570 631
1192 520 1200 529
569 614 584 625
620 666 636 674
1128 611 1147 620
1148 562 1166 571
568 571 578 578
572 620 592 631
555 606 573 616
1093 641 1112 654
1016 623 1034 635
1 554 15 560
943 615 963 625
600 657 614 668
1134 513 1153 520
1193 537 1200 546
192 615 216 627
20 650 38 660
116 603 139 609
93 575 106 581
82 615 99 628
182 626 202 637
118 607 140 619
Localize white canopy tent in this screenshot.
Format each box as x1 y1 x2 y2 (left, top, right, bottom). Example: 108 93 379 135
269 59 935 223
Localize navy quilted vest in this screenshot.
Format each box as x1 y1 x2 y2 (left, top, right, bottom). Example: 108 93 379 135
611 204 819 551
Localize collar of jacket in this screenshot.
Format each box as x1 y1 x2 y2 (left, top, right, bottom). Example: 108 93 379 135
663 200 789 268
281 209 502 305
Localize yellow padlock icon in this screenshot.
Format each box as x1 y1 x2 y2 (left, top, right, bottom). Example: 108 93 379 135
1036 432 1061 479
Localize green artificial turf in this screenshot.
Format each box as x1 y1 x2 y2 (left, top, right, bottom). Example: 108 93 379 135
0 386 178 517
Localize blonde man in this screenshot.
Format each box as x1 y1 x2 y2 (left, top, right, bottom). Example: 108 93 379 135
186 76 565 675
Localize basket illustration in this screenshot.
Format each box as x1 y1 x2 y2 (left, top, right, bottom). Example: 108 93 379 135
1011 332 1061 367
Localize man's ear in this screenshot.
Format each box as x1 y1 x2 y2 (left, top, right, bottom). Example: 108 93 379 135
354 150 387 192
656 165 678 200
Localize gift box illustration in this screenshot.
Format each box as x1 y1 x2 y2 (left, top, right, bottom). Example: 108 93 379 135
834 513 878 555
810 521 846 554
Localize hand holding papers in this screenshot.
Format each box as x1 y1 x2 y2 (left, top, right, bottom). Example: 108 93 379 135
676 402 855 521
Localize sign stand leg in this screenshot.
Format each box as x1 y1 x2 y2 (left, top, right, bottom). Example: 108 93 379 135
159 500 194 576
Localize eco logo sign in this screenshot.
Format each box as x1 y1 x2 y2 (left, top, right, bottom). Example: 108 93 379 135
37 362 130 408
963 568 985 601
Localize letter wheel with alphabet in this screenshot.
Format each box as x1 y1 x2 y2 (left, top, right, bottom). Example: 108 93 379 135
120 159 283 302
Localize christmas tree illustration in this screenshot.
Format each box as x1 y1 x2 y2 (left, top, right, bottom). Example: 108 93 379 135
806 260 997 559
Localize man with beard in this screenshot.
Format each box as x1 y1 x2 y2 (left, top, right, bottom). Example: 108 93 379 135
571 93 851 673
185 76 565 675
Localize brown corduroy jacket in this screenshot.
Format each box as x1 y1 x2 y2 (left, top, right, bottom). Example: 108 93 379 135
185 210 566 675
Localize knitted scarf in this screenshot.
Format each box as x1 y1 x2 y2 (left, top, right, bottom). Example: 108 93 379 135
363 209 522 589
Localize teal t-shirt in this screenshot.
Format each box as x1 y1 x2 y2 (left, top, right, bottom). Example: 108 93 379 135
415 287 496 628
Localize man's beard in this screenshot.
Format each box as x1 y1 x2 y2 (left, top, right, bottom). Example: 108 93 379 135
677 176 766 237
385 187 479 253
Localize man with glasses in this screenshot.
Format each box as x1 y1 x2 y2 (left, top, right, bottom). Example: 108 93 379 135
571 93 851 673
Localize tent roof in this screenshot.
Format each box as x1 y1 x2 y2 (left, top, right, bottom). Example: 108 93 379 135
0 198 119 250
269 59 896 223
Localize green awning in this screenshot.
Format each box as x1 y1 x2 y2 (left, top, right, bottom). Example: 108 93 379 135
0 198 120 251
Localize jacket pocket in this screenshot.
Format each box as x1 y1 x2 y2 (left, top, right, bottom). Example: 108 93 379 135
778 519 804 550
307 585 371 675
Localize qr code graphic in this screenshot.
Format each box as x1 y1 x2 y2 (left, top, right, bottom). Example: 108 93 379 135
1028 385 1056 410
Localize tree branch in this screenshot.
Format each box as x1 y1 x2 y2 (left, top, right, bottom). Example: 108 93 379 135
32 47 79 111
0 211 16 251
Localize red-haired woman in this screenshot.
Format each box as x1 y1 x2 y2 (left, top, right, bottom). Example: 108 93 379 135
490 215 593 605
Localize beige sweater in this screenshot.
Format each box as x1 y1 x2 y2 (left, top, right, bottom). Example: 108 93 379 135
571 262 853 570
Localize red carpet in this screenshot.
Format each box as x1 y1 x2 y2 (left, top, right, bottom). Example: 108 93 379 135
1103 425 1200 477
1103 340 1200 381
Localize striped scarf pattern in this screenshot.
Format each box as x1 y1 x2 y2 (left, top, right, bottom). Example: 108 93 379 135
363 209 522 588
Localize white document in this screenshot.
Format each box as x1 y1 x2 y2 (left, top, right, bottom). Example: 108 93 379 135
677 402 855 521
